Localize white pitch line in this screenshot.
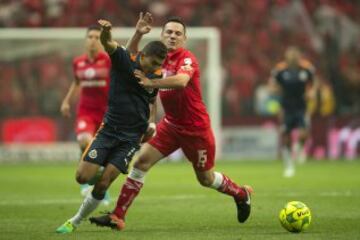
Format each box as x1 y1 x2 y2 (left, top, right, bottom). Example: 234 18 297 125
0 191 357 206
0 195 207 206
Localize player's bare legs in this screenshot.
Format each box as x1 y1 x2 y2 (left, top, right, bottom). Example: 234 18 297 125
89 143 164 230
194 168 252 223
295 128 309 164
281 132 295 177
76 132 111 204
76 160 101 184
57 163 120 233
77 133 94 195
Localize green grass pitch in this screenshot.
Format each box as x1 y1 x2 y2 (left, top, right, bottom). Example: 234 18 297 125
0 160 359 240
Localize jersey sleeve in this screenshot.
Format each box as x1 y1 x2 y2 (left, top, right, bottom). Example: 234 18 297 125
300 59 316 81
176 52 197 78
109 46 128 69
271 61 286 85
72 58 80 84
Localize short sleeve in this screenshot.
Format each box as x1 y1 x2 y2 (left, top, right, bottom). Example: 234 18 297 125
72 59 80 83
176 52 197 78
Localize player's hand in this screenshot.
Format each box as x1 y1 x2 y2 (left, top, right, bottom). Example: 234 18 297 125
98 19 112 32
134 69 153 88
136 12 153 35
60 102 71 118
141 122 156 143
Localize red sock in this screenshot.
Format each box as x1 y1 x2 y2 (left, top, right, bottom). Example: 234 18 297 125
217 174 246 201
113 177 143 219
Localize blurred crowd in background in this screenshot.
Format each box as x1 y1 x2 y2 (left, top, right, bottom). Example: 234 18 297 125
0 0 359 140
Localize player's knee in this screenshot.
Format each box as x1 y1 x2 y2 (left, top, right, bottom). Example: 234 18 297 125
197 177 213 187
75 171 89 184
133 157 152 171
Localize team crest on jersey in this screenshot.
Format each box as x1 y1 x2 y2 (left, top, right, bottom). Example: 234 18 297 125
184 58 192 65
88 149 97 159
299 70 308 81
84 68 96 79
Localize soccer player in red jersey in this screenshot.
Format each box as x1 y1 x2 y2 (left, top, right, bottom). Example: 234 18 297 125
60 25 111 201
90 13 253 230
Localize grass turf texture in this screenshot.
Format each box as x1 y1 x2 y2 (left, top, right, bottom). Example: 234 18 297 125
0 160 359 240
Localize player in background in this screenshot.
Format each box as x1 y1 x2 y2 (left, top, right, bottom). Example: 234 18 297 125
60 25 111 202
89 13 253 230
55 19 167 234
269 46 316 177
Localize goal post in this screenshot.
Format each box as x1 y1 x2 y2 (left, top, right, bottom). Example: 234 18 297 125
0 27 222 159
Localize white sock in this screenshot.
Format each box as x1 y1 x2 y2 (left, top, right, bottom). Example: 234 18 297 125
281 147 294 170
210 172 224 189
70 193 101 226
128 168 147 183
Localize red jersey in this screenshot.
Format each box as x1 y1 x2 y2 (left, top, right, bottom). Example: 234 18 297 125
73 51 111 119
160 48 210 130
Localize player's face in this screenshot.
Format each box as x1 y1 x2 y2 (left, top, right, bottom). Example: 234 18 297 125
85 30 102 53
141 54 165 73
161 22 186 51
285 48 301 66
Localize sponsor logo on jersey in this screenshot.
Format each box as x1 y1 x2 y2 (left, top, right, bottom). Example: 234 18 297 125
84 67 96 79
80 80 107 87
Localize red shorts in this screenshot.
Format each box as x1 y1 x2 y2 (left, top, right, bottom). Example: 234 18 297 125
149 119 216 171
75 115 102 136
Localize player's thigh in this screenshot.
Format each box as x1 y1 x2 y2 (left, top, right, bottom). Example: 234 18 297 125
282 113 296 135
181 128 216 172
134 143 165 171
295 113 309 139
147 119 180 158
107 140 140 174
79 127 113 178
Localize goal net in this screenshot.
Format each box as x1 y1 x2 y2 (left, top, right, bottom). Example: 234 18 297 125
0 27 222 161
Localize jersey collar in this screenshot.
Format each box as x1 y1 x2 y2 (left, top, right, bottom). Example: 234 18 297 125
167 47 184 59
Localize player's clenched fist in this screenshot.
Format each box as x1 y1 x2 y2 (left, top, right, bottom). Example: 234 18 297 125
98 19 112 31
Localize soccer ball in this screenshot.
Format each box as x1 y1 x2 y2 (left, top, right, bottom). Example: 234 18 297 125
279 201 311 233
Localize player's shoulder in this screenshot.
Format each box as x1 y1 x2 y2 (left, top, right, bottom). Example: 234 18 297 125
97 51 110 60
274 61 288 72
73 54 87 63
72 54 88 68
299 59 315 72
178 48 198 65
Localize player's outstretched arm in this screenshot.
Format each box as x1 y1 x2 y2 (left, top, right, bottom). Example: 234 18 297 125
98 19 118 54
135 70 190 89
126 12 153 54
